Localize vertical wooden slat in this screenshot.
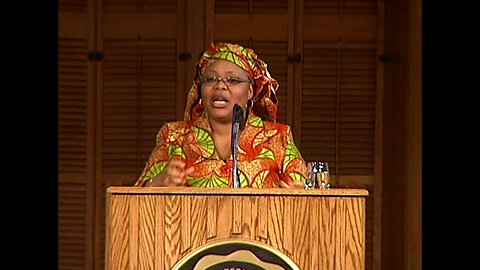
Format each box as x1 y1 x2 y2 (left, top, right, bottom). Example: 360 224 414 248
283 197 293 256
185 0 205 89
249 196 258 239
405 0 422 268
216 196 233 238
335 47 341 180
176 0 186 120
138 195 156 269
232 196 243 234
104 187 110 270
373 1 385 270
319 196 335 269
293 0 303 148
206 196 218 239
205 0 215 47
241 196 253 238
190 196 207 248
86 0 97 265
345 197 365 269
164 195 181 269
181 196 191 253
286 0 295 126
292 196 309 269
310 197 319 269
128 196 139 269
268 196 284 250
257 196 268 240
95 0 105 268
136 48 144 174
154 196 165 270
108 195 129 269
335 197 346 270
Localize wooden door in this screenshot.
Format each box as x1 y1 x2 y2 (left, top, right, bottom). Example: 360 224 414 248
95 0 187 268
58 0 96 269
294 1 383 269
208 0 295 126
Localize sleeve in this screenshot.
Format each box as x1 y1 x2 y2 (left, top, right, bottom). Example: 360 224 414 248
133 124 171 187
280 125 307 184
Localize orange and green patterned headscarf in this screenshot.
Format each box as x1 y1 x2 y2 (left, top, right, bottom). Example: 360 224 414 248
184 42 279 122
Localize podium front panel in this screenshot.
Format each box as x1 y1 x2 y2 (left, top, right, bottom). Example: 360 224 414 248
105 187 368 269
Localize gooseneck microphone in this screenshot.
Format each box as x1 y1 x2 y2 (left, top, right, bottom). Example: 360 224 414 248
231 104 245 188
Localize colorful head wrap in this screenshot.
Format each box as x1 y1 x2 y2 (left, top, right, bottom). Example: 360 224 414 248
184 42 279 122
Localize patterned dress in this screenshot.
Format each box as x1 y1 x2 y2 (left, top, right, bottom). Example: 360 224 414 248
134 112 307 188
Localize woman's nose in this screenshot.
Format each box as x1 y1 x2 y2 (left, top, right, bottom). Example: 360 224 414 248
214 78 228 89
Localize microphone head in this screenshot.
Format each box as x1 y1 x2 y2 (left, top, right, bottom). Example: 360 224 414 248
233 104 245 128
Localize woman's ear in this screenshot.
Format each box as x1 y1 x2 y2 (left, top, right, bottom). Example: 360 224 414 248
248 84 254 100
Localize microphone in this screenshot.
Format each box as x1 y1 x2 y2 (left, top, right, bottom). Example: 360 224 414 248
231 104 244 188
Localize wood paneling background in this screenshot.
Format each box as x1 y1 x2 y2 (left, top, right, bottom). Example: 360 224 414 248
382 0 422 270
58 0 421 269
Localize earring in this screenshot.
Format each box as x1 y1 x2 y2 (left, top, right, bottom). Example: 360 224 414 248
247 99 253 109
199 98 202 106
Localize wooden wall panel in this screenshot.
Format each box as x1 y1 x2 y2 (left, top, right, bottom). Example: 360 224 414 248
101 40 177 180
96 2 185 270
58 182 87 270
300 44 376 176
382 0 422 270
98 0 182 186
212 0 292 126
59 39 88 175
297 1 380 269
251 42 289 124
59 0 95 269
102 0 176 12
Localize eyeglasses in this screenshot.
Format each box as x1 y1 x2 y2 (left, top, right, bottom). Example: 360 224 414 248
201 76 252 86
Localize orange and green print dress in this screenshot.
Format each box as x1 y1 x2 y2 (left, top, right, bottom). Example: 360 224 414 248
134 112 307 188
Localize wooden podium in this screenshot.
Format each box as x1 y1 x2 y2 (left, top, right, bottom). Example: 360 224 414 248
105 187 368 269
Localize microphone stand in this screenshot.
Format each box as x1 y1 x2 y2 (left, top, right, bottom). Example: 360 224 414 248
231 104 244 188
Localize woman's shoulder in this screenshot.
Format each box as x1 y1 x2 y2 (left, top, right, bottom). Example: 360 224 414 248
156 120 195 144
247 114 291 133
261 119 292 133
161 120 192 130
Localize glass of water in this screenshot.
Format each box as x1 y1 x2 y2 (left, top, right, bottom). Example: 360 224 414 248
305 161 331 189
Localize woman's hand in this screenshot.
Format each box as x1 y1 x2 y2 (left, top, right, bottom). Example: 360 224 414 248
145 159 194 187
278 179 306 189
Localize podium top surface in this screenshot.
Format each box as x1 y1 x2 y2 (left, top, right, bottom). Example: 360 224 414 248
107 186 368 197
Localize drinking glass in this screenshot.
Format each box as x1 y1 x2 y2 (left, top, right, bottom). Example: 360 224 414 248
305 161 331 189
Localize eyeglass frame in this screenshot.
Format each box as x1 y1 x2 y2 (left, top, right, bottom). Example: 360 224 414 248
201 75 252 87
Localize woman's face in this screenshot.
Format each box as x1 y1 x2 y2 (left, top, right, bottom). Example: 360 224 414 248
200 59 253 124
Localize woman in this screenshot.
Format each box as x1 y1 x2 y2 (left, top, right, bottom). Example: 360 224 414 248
134 43 306 188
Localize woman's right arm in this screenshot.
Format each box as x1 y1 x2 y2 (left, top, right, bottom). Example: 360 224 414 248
144 158 194 187
135 124 194 187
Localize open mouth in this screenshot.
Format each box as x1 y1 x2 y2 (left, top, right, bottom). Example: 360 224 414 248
211 95 229 108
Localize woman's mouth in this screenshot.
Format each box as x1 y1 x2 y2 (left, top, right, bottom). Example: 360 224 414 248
211 96 229 108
